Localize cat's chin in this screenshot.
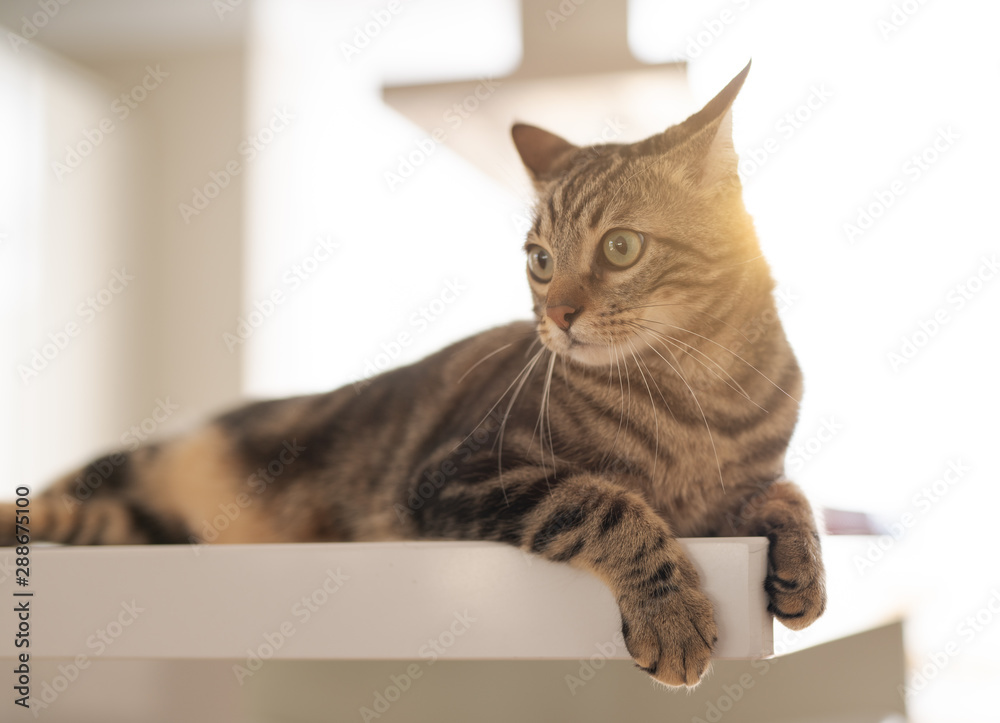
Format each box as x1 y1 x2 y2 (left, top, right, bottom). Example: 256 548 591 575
539 333 622 369
566 342 618 368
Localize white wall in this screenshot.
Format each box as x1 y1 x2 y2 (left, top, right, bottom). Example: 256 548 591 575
0 35 247 497
241 0 529 399
0 40 147 496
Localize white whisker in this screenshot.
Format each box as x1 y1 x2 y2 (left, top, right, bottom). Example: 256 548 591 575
636 332 726 492
624 303 751 344
606 343 628 465
457 343 514 385
642 318 797 402
630 322 766 412
530 351 558 488
494 349 546 502
627 338 660 480
544 352 557 488
455 346 544 454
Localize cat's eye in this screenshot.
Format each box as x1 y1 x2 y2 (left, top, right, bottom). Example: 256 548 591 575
526 245 554 283
602 229 644 269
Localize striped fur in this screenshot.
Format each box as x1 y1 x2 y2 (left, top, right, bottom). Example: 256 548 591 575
1 63 825 687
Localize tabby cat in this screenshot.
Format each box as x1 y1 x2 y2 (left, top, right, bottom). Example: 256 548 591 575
1 62 825 687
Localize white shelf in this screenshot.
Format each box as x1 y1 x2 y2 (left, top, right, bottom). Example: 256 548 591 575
1 538 772 661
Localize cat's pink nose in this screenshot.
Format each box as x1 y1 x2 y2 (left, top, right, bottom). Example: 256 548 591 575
546 304 579 331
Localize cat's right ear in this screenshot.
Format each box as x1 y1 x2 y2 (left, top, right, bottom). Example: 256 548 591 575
511 123 578 188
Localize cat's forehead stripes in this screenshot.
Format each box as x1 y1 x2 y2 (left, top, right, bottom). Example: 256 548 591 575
534 152 651 261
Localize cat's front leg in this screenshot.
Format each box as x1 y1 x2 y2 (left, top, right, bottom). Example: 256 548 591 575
409 469 717 687
727 478 827 629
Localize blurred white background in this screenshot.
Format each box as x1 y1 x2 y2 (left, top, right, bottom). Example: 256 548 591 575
1 0 998 720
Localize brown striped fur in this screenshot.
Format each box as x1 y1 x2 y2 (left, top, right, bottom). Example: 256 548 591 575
1 62 825 687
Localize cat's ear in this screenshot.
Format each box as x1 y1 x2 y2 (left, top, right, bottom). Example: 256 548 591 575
670 60 751 189
511 123 578 187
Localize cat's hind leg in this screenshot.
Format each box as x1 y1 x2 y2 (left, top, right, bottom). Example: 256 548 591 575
0 446 189 546
0 425 283 547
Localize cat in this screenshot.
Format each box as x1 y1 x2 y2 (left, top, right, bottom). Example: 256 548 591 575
1 61 825 687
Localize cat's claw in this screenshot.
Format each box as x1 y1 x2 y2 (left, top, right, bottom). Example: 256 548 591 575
619 583 718 687
764 528 826 630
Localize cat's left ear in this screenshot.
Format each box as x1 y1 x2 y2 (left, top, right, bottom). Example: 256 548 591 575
671 60 751 189
511 123 579 188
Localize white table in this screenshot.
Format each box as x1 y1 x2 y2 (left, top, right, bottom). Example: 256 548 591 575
0 537 906 722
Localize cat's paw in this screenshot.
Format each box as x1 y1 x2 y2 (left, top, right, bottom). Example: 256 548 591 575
764 527 826 630
618 581 717 687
